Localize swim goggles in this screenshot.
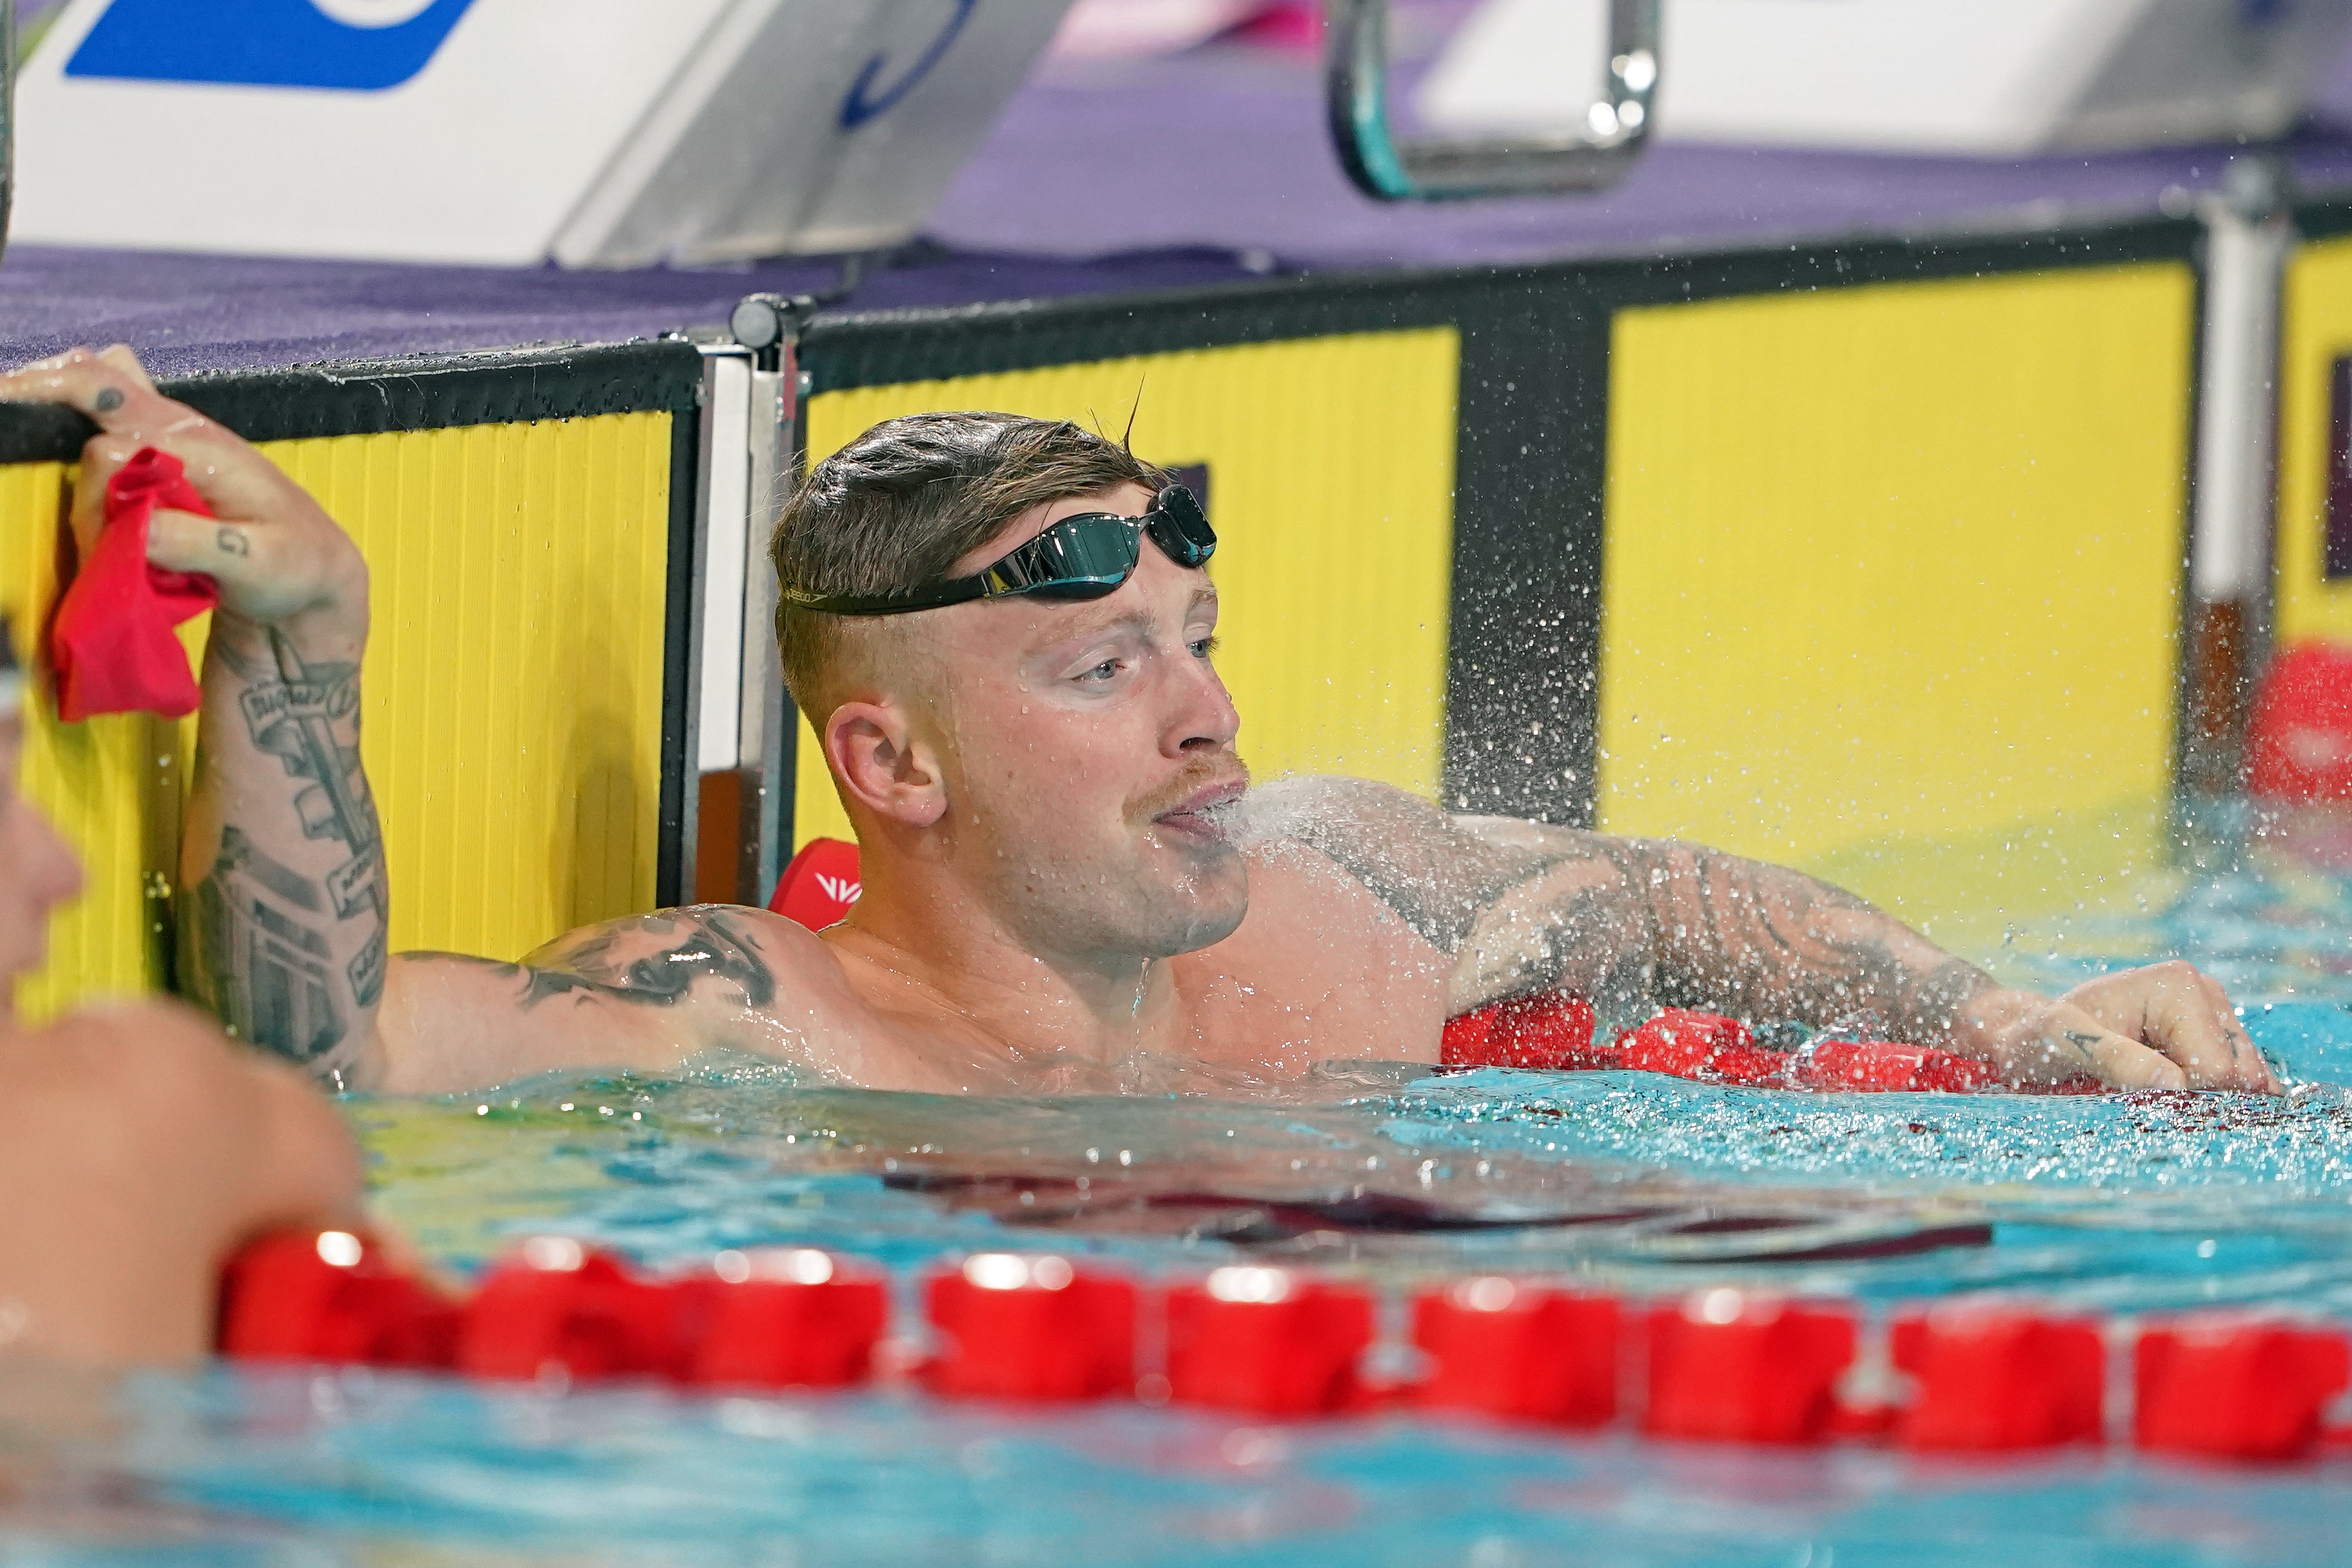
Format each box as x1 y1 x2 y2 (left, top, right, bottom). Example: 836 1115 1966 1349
783 483 1215 616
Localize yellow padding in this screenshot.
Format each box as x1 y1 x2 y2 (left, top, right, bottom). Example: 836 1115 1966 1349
2277 236 2352 644
1 412 675 1017
1599 263 2193 873
794 330 1460 848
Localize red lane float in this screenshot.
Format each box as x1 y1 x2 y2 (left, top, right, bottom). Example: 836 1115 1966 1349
216 1229 460 1368
1890 1306 2105 1452
215 1233 2352 1470
2134 1316 2352 1462
457 1239 686 1382
1165 1266 1375 1417
682 1248 889 1390
1644 1290 1857 1446
2246 641 2352 806
1439 992 1602 1071
1412 1278 1619 1426
1444 998 2003 1094
924 1252 1137 1402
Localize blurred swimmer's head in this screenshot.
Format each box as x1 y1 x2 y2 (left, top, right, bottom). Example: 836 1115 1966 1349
772 413 1249 956
0 616 87 1014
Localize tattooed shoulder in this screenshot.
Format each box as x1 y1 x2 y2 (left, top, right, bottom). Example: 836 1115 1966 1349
408 907 781 1013
1241 775 1602 954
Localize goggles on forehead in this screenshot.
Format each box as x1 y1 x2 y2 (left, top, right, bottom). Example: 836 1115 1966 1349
784 483 1215 617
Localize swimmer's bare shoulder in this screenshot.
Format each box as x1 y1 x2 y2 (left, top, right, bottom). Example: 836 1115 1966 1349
0 1000 362 1363
1172 776 1473 1068
374 905 934 1093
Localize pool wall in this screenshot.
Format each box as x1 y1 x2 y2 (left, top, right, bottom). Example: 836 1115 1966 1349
20 196 2352 1010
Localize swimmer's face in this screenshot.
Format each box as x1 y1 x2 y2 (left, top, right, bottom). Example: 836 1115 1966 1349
907 483 1249 957
0 714 85 1016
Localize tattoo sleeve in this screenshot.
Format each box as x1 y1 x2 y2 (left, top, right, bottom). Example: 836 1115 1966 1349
181 627 387 1085
1256 776 1999 1042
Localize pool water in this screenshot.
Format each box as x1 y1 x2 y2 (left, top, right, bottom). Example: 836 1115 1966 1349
14 820 2352 1564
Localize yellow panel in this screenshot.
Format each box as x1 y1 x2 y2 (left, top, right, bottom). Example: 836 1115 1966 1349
2 411 675 1015
1598 265 2193 882
270 414 674 962
2277 236 2352 643
792 330 1460 848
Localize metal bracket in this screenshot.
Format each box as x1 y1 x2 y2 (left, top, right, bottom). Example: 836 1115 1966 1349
1326 0 1659 202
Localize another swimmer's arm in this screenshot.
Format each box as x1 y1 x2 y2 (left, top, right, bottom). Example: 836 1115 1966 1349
1261 777 2274 1093
0 349 388 1089
370 907 793 1093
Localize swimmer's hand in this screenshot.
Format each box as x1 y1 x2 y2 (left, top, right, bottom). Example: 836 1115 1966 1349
1948 962 2279 1094
0 345 367 642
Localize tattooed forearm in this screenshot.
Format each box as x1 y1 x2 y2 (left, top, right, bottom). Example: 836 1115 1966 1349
1256 776 2000 1043
182 628 387 1078
405 908 777 1014
187 826 344 1060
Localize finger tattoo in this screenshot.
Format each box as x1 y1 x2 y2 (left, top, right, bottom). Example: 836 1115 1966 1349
92 387 123 413
216 527 249 557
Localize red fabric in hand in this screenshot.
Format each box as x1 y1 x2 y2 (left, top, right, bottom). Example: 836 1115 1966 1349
49 447 218 721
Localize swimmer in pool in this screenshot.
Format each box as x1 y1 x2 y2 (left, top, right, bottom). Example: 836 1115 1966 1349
0 605 362 1364
2 347 2280 1098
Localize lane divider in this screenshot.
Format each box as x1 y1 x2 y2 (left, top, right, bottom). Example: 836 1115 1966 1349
1439 1002 2095 1094
216 1233 2352 1463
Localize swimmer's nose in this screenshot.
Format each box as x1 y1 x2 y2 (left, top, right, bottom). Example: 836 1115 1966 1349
1166 647 1240 758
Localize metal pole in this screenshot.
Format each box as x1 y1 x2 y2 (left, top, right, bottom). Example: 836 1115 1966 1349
720 294 814 908
2181 155 2292 818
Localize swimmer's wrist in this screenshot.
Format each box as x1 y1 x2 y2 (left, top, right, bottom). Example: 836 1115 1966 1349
1940 986 2039 1064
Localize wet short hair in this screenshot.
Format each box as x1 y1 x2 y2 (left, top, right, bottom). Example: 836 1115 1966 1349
770 411 1168 722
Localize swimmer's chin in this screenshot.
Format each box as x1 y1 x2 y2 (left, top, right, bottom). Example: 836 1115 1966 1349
1161 872 1250 954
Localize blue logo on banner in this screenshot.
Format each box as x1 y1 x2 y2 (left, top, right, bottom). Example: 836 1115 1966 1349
839 0 976 130
67 0 479 93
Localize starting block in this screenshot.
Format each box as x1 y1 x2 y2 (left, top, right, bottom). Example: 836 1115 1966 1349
16 0 1076 266
1421 0 2352 154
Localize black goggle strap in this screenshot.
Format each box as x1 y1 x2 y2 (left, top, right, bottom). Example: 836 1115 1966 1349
781 483 1214 617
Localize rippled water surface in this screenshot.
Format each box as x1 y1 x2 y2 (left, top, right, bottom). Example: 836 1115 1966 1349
17 833 2352 1564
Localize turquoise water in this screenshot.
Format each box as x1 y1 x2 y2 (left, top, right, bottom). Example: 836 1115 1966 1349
14 846 2352 1564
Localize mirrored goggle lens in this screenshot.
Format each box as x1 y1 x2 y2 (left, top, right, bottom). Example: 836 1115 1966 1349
1151 484 1216 566
982 515 1145 599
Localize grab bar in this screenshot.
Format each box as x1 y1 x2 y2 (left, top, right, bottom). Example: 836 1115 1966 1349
1325 0 1659 201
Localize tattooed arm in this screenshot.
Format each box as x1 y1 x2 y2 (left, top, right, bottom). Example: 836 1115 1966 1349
1253 777 2278 1093
180 623 385 1087
0 348 390 1085
1 350 858 1096
371 908 812 1093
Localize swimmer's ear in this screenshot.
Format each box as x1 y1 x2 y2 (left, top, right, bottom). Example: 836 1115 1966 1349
826 700 946 829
